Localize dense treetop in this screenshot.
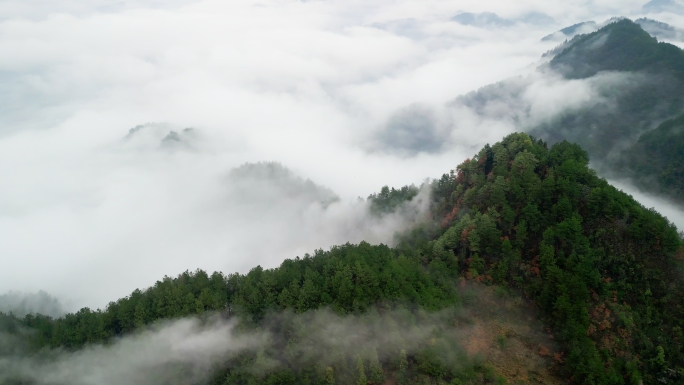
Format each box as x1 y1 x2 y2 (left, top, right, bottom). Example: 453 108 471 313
367 185 420 215
427 133 684 384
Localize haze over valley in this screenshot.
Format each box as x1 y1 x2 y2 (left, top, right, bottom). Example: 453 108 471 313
2 1 684 384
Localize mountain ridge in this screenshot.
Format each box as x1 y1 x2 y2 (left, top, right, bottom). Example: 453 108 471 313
2 133 683 384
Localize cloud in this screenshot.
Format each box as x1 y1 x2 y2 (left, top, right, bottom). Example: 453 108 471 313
643 0 684 14
450 69 646 144
542 17 684 43
607 178 684 229
451 12 516 28
0 283 554 384
123 123 206 151
227 162 340 205
636 17 684 40
519 12 556 25
0 288 500 383
372 104 450 156
450 11 555 29
541 21 599 42
0 316 263 385
0 290 64 318
0 0 681 311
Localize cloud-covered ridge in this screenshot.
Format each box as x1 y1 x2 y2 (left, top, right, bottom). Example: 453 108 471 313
1 0 682 311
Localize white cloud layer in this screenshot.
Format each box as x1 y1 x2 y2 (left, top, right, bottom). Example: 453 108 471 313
0 316 263 385
0 0 682 310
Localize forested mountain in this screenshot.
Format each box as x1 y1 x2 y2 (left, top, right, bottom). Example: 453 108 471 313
548 19 684 80
425 134 684 384
537 19 684 203
533 19 684 159
541 18 683 43
541 21 598 41
227 162 339 207
459 19 684 203
1 133 682 384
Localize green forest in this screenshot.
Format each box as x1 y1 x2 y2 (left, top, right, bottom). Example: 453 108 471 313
1 133 683 385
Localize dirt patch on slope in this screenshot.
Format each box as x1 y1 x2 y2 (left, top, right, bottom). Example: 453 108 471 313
456 283 565 385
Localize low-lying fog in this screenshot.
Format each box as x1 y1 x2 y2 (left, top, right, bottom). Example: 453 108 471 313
1 0 683 311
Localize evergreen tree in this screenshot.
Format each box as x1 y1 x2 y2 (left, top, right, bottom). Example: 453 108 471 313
398 349 408 372
325 367 335 385
368 347 384 384
395 349 409 385
356 355 367 385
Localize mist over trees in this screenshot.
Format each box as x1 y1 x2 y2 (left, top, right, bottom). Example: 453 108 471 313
4 5 684 385
0 291 63 318
367 185 420 215
618 113 684 202
455 18 684 207
539 19 684 205
2 133 683 384
533 19 684 159
542 18 684 44
227 162 340 207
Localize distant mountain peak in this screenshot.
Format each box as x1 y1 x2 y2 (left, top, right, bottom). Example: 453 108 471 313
549 18 684 79
541 21 598 42
124 122 199 151
451 12 514 27
635 17 684 41
227 162 339 206
541 17 683 44
451 11 554 29
643 0 684 13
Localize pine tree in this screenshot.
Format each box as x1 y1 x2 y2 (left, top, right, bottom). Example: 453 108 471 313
368 348 384 383
325 366 335 385
356 355 367 385
296 277 319 311
397 349 409 385
399 349 408 372
133 300 148 328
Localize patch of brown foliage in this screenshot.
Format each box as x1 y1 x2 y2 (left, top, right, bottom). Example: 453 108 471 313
442 206 460 227
675 246 684 262
456 283 565 385
538 345 550 357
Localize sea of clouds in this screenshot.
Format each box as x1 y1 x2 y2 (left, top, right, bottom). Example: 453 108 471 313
1 0 683 310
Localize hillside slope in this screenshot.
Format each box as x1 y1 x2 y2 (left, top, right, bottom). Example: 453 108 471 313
424 133 684 384
1 134 683 385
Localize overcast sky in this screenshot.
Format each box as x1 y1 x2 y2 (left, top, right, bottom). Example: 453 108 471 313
1 0 683 311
